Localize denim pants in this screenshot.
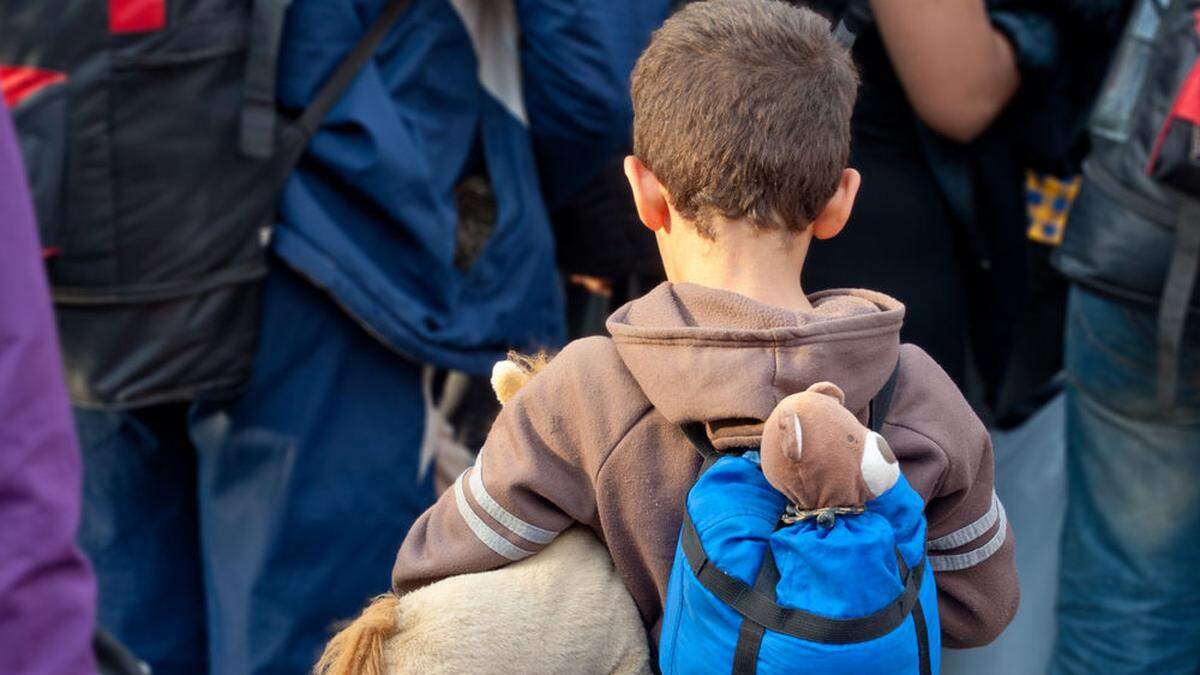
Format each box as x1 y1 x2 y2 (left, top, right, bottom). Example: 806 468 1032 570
76 265 435 675
1052 286 1200 674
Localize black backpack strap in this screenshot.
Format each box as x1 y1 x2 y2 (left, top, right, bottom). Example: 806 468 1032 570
731 538 781 675
869 360 902 433
680 510 925 645
1157 203 1200 406
270 0 413 186
679 420 724 473
241 0 295 158
911 587 933 675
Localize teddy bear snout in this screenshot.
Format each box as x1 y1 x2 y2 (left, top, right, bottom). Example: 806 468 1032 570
860 432 900 497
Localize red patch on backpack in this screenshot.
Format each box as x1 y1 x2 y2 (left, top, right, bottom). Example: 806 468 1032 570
1147 11 1200 173
109 0 166 34
0 65 67 109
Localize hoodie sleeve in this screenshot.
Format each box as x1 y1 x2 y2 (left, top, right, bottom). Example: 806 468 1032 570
392 337 648 593
884 345 1019 649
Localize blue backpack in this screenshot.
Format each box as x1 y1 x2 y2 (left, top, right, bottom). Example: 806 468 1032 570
659 369 940 674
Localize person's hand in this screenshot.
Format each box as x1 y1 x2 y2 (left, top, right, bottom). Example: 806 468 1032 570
570 274 614 297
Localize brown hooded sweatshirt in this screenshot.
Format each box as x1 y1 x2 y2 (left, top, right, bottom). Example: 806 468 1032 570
392 283 1019 648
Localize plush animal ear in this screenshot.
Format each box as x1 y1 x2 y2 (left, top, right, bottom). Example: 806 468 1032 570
491 360 529 405
490 351 555 405
860 432 899 497
782 414 804 461
805 381 846 406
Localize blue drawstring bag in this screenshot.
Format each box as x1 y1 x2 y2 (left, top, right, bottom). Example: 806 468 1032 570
659 454 939 674
659 374 940 675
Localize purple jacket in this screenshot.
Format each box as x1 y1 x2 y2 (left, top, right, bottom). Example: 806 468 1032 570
0 102 97 673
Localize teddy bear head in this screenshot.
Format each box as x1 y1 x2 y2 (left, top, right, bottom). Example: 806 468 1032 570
759 381 899 512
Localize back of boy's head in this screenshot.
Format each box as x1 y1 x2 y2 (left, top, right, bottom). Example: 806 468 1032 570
631 0 858 239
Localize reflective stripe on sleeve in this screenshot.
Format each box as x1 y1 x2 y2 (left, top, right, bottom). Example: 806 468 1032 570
928 499 1008 572
453 472 535 562
469 455 557 545
927 492 1001 551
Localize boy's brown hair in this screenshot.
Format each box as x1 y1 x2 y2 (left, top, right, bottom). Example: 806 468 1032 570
631 0 858 238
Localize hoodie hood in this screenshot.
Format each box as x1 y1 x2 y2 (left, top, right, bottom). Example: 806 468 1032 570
607 283 904 443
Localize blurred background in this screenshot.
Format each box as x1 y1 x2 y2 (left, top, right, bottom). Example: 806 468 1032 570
2 0 1198 673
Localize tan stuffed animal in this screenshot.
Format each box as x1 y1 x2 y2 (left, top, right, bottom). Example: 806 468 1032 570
759 381 900 517
315 356 652 675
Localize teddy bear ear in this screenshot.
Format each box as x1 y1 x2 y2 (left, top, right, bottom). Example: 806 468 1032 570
783 414 804 461
805 381 846 405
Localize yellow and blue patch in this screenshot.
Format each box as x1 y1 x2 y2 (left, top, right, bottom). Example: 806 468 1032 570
1025 172 1081 246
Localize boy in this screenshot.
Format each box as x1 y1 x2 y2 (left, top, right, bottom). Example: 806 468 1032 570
393 0 1018 648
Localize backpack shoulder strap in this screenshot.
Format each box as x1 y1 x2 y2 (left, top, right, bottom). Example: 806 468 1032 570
1157 203 1200 406
241 0 294 158
292 0 411 140
271 0 412 183
679 421 722 474
869 360 902 434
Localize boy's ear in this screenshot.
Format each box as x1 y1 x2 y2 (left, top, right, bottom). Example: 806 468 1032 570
623 155 671 233
811 168 861 241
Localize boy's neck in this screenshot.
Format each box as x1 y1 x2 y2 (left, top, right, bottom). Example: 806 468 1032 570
661 217 814 313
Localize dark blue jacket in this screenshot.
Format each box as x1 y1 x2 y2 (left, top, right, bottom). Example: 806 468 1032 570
274 0 669 374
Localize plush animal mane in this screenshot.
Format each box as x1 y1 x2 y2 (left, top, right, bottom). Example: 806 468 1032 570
490 351 552 404
315 594 401 675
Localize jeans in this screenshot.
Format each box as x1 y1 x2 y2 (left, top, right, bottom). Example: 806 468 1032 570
1052 286 1200 674
77 265 435 675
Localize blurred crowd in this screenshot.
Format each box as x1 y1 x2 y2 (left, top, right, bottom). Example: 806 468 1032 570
1 0 1197 674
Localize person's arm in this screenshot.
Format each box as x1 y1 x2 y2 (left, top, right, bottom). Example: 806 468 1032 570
0 102 98 675
920 432 1018 648
869 0 1021 143
392 338 643 593
886 346 1019 648
391 390 593 592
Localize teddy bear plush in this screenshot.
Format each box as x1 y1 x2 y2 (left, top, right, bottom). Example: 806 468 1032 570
759 381 900 522
315 356 652 675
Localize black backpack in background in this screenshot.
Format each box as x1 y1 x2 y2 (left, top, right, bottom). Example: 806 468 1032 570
0 0 407 409
1055 0 1200 405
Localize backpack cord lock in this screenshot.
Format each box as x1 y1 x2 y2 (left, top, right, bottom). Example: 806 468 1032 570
782 505 866 527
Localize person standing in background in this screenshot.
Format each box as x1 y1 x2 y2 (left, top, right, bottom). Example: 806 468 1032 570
802 0 1127 418
185 2 669 673
0 99 97 675
1053 1 1200 670
1 1 668 673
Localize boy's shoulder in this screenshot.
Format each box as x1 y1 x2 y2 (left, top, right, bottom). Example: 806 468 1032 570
889 343 988 456
519 336 631 394
505 336 654 443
